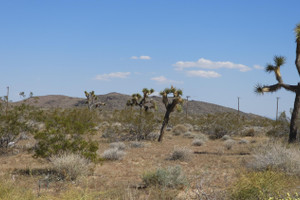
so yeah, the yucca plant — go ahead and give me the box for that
[84,91,105,110]
[158,86,183,142]
[255,23,300,143]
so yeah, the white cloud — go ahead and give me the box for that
[95,72,131,81]
[173,58,251,72]
[151,76,183,84]
[254,65,264,70]
[130,55,151,60]
[130,56,138,59]
[186,70,221,78]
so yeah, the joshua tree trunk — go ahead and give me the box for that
[158,102,177,142]
[158,110,171,142]
[289,83,300,143]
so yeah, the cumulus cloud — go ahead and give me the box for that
[173,58,251,72]
[151,76,183,84]
[95,72,131,81]
[254,65,264,70]
[186,70,221,78]
[130,55,151,60]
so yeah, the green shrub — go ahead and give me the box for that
[142,165,187,188]
[34,108,99,161]
[0,103,34,150]
[230,171,293,200]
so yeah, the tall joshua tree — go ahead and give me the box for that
[84,91,105,110]
[126,88,156,113]
[158,86,183,142]
[255,23,300,143]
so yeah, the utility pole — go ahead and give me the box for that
[237,97,240,116]
[186,96,190,120]
[276,97,280,121]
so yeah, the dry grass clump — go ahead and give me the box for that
[221,135,231,141]
[238,139,249,144]
[129,141,145,148]
[146,132,159,140]
[224,139,235,150]
[208,125,228,140]
[183,131,195,138]
[172,124,188,136]
[102,148,125,161]
[247,142,300,175]
[50,153,91,181]
[142,165,187,188]
[109,142,126,150]
[168,147,192,161]
[192,139,205,146]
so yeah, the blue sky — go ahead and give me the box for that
[0,0,299,118]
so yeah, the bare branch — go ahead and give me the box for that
[280,83,298,92]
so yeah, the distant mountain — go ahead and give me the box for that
[14,92,256,117]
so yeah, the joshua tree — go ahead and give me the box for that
[158,86,183,142]
[126,88,156,113]
[84,91,105,110]
[255,23,300,143]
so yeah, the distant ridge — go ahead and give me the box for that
[14,92,256,116]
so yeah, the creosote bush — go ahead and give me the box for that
[142,165,187,189]
[50,152,91,181]
[34,108,99,161]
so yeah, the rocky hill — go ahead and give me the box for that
[12,92,255,117]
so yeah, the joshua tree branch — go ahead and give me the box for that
[296,37,300,76]
[281,83,298,93]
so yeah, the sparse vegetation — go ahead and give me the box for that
[168,147,192,161]
[102,148,126,160]
[224,139,235,150]
[192,138,205,146]
[109,142,126,150]
[142,165,187,188]
[50,152,91,181]
[172,124,187,136]
[247,142,300,175]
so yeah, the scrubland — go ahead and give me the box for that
[0,103,299,200]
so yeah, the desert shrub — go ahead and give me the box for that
[142,165,187,188]
[247,142,300,175]
[239,139,249,144]
[0,179,36,200]
[229,171,293,200]
[172,124,188,136]
[146,132,160,141]
[195,133,208,141]
[109,142,126,150]
[34,108,99,161]
[224,139,236,150]
[102,148,125,160]
[183,131,194,138]
[221,134,231,141]
[168,147,192,161]
[0,103,34,150]
[192,139,205,146]
[130,141,145,148]
[50,152,91,181]
[110,109,158,141]
[208,125,228,140]
[241,128,255,137]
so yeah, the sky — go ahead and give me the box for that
[0,0,300,118]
